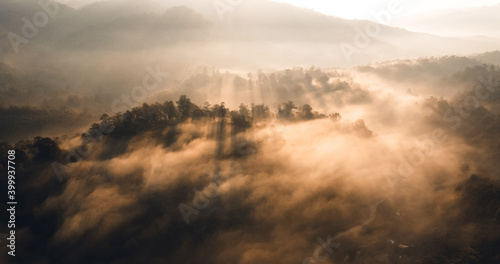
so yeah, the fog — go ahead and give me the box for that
[1,0,500,263]
[395,3,500,39]
[2,75,500,262]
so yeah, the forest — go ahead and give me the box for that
[1,1,500,263]
[1,88,499,263]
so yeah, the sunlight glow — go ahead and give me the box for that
[269,0,500,20]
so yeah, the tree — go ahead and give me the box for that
[277,101,296,120]
[212,102,227,118]
[329,113,342,122]
[239,104,250,117]
[251,104,270,120]
[192,105,206,120]
[33,137,60,160]
[163,101,178,120]
[298,104,314,120]
[100,113,110,121]
[231,114,251,130]
[177,95,192,121]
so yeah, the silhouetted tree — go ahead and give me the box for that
[212,102,227,118]
[33,136,60,161]
[163,100,178,120]
[277,101,296,120]
[298,104,314,120]
[177,95,193,121]
[251,103,270,120]
[330,113,342,122]
[192,105,206,120]
[239,104,250,118]
[230,112,251,131]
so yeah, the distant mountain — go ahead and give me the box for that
[55,6,218,50]
[473,50,500,65]
[1,0,499,68]
[353,53,500,98]
[400,4,500,38]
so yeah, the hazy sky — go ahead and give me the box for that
[57,0,500,21]
[269,0,500,20]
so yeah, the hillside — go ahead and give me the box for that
[1,0,499,67]
[401,3,500,38]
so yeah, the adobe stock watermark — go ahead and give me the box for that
[178,136,257,224]
[111,64,169,113]
[51,64,169,182]
[385,72,500,189]
[178,167,222,224]
[339,0,406,63]
[178,122,279,224]
[7,0,59,53]
[178,141,258,224]
[213,0,244,21]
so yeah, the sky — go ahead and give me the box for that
[57,0,500,21]
[269,0,500,20]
